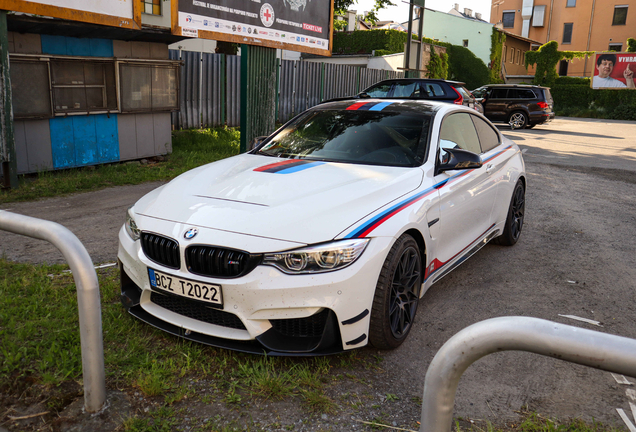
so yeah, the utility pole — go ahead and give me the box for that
[402,1,426,78]
[0,10,17,189]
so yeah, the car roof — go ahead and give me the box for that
[366,78,467,87]
[313,98,446,115]
[480,84,549,89]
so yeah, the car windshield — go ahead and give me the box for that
[258,109,431,167]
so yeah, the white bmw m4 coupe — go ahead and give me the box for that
[118,98,525,355]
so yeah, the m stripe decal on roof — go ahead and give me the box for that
[346,101,394,111]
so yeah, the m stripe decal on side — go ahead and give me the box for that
[344,145,513,238]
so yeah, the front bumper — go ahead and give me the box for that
[118,223,392,356]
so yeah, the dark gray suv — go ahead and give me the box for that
[471,84,555,129]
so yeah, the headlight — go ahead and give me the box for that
[263,239,369,274]
[125,207,140,241]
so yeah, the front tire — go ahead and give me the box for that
[493,180,525,246]
[369,234,422,350]
[508,111,528,129]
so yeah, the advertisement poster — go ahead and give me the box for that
[0,0,137,28]
[591,52,636,89]
[177,0,331,55]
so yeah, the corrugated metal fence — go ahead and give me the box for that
[170,49,404,129]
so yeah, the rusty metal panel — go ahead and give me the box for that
[226,55,241,128]
[278,59,295,123]
[169,49,181,129]
[183,50,201,129]
[293,61,322,114]
[239,45,276,151]
[323,64,360,100]
[201,52,223,127]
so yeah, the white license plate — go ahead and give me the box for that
[148,268,223,307]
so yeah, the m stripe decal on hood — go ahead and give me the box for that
[254,159,325,174]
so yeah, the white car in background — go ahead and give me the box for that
[119,98,526,355]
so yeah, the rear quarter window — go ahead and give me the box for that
[471,115,500,152]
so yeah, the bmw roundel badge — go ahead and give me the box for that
[184,228,198,240]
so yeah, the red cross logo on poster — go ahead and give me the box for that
[260,3,275,28]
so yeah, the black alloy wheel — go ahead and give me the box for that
[493,180,525,246]
[369,234,422,349]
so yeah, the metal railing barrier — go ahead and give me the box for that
[0,210,106,413]
[420,316,636,432]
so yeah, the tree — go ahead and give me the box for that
[334,0,396,28]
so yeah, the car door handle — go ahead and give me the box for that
[486,163,494,173]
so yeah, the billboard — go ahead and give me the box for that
[591,52,636,90]
[173,0,332,56]
[0,0,140,29]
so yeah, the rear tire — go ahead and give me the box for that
[369,234,422,350]
[493,180,525,246]
[508,111,528,129]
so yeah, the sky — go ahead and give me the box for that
[351,0,493,24]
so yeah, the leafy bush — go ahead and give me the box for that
[627,38,636,53]
[490,28,506,84]
[447,45,489,89]
[427,50,448,79]
[551,79,636,120]
[333,30,408,55]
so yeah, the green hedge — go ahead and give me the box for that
[551,78,636,120]
[447,45,489,89]
[333,29,408,55]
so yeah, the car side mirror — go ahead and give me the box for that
[437,148,483,174]
[357,92,370,98]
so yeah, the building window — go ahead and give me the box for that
[562,23,573,44]
[612,6,628,26]
[502,45,507,62]
[119,63,179,112]
[609,43,623,51]
[143,0,161,15]
[463,39,469,47]
[559,60,569,76]
[51,60,118,114]
[510,47,514,63]
[502,11,515,28]
[516,49,521,64]
[566,0,576,7]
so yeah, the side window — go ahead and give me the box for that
[422,83,446,97]
[518,89,537,99]
[392,83,418,97]
[471,116,500,152]
[365,83,391,97]
[490,88,508,98]
[439,113,482,155]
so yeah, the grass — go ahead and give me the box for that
[0,256,624,432]
[0,126,240,204]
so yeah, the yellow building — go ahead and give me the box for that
[490,0,635,77]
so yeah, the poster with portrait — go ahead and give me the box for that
[591,52,636,90]
[173,0,332,56]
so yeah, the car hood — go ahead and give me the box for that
[134,154,423,245]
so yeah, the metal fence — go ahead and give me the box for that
[169,50,404,129]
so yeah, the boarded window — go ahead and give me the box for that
[566,0,576,7]
[613,6,628,25]
[10,60,52,119]
[120,63,179,112]
[609,43,623,51]
[562,23,573,44]
[532,5,546,26]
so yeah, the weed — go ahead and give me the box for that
[301,389,337,414]
[385,393,399,402]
